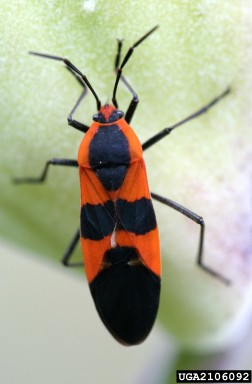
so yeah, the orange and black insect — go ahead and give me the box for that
[14,26,230,345]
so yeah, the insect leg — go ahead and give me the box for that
[14,159,82,266]
[142,88,231,151]
[13,158,78,184]
[61,228,83,267]
[65,66,90,133]
[114,39,139,124]
[151,192,230,285]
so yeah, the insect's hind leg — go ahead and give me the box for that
[13,158,78,184]
[62,228,83,267]
[151,192,230,285]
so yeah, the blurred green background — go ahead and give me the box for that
[1,1,252,383]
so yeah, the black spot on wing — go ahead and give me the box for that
[116,198,157,235]
[80,201,115,240]
[90,246,160,345]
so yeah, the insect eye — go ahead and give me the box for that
[117,110,124,119]
[93,113,99,122]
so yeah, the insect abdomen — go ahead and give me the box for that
[90,246,161,345]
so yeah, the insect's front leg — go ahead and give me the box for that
[65,67,90,133]
[112,26,159,123]
[142,88,231,151]
[113,39,139,124]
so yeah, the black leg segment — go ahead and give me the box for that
[65,66,90,133]
[61,228,83,267]
[151,192,230,285]
[119,74,139,125]
[142,88,231,151]
[13,158,78,184]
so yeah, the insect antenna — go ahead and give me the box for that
[112,25,159,108]
[29,51,101,110]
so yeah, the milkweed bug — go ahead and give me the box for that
[14,26,230,345]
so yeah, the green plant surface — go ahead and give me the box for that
[1,0,252,352]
